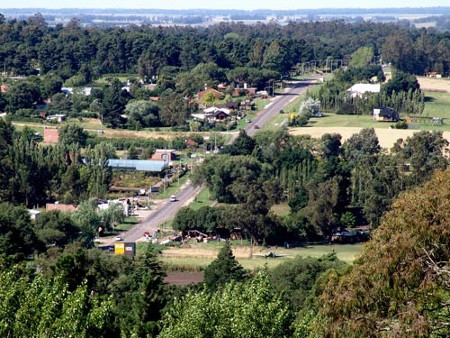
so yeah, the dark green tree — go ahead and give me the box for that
[204,241,247,290]
[99,79,129,128]
[222,129,256,156]
[0,203,40,264]
[34,210,80,248]
[6,80,41,112]
[59,124,88,147]
[270,253,347,311]
[116,245,167,337]
[160,92,196,127]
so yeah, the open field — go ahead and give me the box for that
[418,76,450,93]
[270,203,290,216]
[422,91,450,118]
[307,113,389,129]
[159,242,364,272]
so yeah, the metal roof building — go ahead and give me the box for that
[107,159,168,172]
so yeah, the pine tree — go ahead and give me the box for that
[203,241,247,290]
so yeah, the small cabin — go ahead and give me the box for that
[373,107,399,122]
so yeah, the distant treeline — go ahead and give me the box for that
[2,7,450,17]
[1,15,450,80]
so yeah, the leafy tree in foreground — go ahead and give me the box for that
[159,270,292,338]
[314,169,450,337]
[203,241,247,290]
[0,265,113,338]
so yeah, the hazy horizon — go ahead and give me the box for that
[1,0,449,10]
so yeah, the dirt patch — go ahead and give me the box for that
[290,127,450,149]
[164,271,204,285]
[162,246,253,259]
[101,129,175,140]
[418,76,450,93]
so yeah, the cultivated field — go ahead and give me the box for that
[418,76,450,93]
[290,126,450,149]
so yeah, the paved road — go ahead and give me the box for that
[246,78,319,136]
[122,76,320,242]
[123,183,203,242]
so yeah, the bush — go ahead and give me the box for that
[392,120,408,129]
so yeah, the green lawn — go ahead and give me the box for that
[94,74,138,84]
[302,90,450,131]
[189,188,215,211]
[260,113,289,132]
[114,216,139,232]
[422,91,450,119]
[307,113,389,129]
[270,203,290,216]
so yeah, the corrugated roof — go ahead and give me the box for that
[107,159,168,172]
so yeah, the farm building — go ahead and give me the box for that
[150,149,177,162]
[107,159,168,173]
[373,107,399,122]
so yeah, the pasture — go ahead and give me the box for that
[157,241,364,272]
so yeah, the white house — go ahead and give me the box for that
[192,107,231,122]
[347,83,381,98]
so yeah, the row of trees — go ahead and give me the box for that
[0,120,114,206]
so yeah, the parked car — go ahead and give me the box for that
[254,124,260,129]
[115,236,123,241]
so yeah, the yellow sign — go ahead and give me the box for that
[114,243,125,255]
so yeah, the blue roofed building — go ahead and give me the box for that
[107,159,168,173]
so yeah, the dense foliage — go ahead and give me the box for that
[0,119,114,206]
[183,128,448,243]
[159,270,293,338]
[314,169,450,337]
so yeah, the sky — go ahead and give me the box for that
[1,0,450,10]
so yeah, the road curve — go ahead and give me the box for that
[122,76,320,242]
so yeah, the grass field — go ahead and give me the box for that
[114,216,139,232]
[189,188,215,211]
[270,203,290,216]
[157,241,364,272]
[422,91,450,119]
[307,113,389,129]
